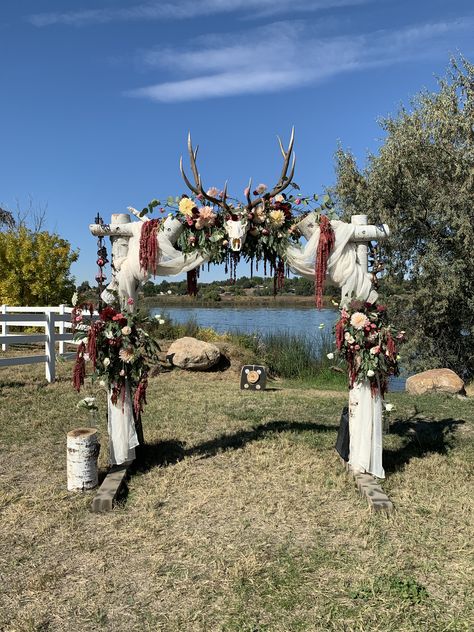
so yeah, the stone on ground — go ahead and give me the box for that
[166,337,221,371]
[406,368,465,395]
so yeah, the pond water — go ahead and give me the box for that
[149,304,406,392]
[149,305,338,336]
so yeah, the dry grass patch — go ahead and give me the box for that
[0,359,473,631]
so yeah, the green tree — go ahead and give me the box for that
[332,57,474,377]
[0,225,78,305]
[294,277,314,296]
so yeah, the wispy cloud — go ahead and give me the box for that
[126,17,474,102]
[28,0,373,27]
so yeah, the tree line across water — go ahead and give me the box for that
[1,57,473,379]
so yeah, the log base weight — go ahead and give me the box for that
[339,457,394,513]
[67,428,99,491]
[91,463,132,513]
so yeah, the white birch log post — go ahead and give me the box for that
[67,428,100,491]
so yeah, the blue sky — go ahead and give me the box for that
[1,0,473,286]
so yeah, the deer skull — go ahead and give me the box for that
[225,218,248,251]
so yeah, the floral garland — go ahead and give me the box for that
[139,187,336,294]
[333,299,405,396]
[72,301,160,420]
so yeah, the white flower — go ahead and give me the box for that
[103,357,110,367]
[159,319,165,325]
[154,314,162,320]
[344,332,355,344]
[274,194,285,202]
[385,403,395,412]
[99,380,106,387]
[367,369,375,377]
[76,397,98,411]
[121,326,132,335]
[71,292,78,306]
[104,330,114,339]
[327,352,334,360]
[167,290,172,294]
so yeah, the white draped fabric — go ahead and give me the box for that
[102,221,208,308]
[286,219,378,305]
[348,381,385,479]
[107,385,139,465]
[121,220,207,282]
[287,219,384,478]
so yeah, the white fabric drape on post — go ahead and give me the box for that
[107,384,139,465]
[286,220,378,305]
[348,381,385,479]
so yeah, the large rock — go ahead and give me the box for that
[166,337,221,371]
[406,369,465,395]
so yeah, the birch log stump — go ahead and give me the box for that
[67,428,100,491]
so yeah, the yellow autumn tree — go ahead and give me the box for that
[0,226,78,305]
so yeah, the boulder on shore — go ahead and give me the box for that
[406,369,465,396]
[166,337,221,371]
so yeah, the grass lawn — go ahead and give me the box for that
[0,356,473,631]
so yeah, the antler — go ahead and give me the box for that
[180,133,230,211]
[246,127,296,210]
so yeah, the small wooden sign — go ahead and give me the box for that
[240,365,267,391]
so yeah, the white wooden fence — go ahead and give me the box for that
[0,305,89,383]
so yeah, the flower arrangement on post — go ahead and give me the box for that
[333,300,405,396]
[72,301,160,444]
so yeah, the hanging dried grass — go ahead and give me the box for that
[139,219,160,275]
[315,216,335,309]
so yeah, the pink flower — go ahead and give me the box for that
[195,206,216,230]
[256,183,267,194]
[294,198,301,205]
[207,187,219,197]
[127,297,134,306]
[350,312,369,330]
[370,345,381,355]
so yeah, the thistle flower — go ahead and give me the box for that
[119,347,134,363]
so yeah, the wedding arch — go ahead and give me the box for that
[79,130,401,485]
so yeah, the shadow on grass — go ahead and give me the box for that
[384,416,465,474]
[125,416,464,502]
[132,420,337,474]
